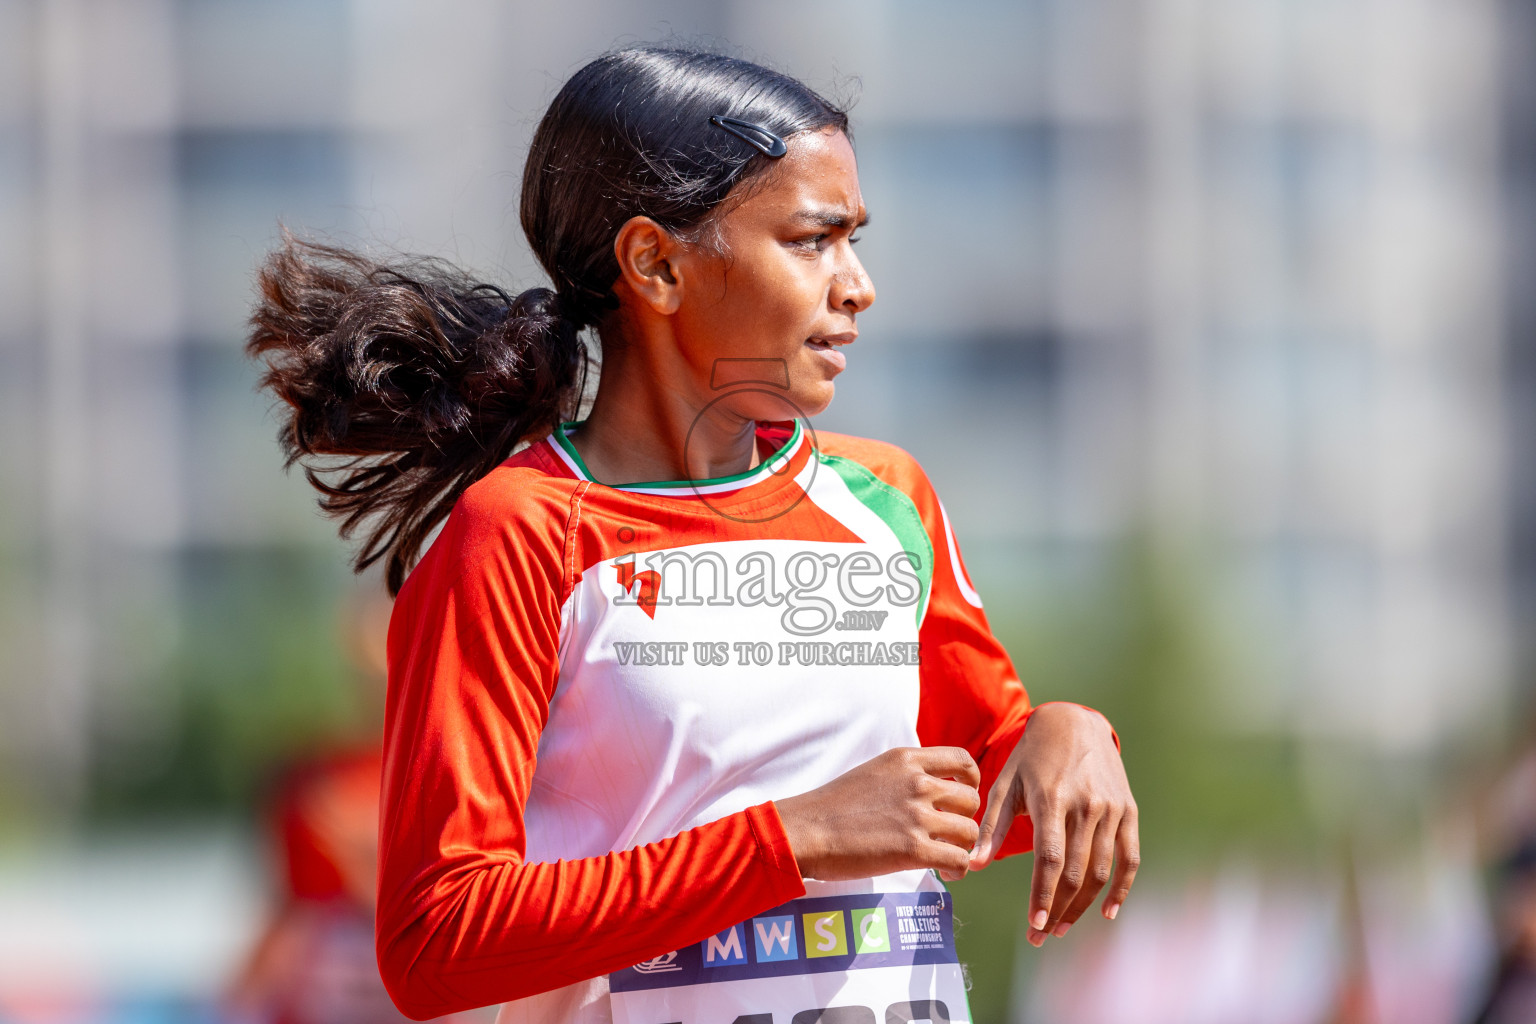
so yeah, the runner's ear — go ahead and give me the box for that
[613,215,684,315]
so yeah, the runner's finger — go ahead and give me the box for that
[922,837,973,880]
[925,807,981,852]
[1044,802,1102,933]
[1025,798,1066,944]
[1102,806,1141,920]
[968,777,1013,870]
[930,778,981,818]
[917,746,981,789]
[1052,810,1118,935]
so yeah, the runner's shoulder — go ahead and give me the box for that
[814,431,934,498]
[436,442,580,560]
[396,444,576,603]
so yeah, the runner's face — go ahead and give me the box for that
[672,128,875,421]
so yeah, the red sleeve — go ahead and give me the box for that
[906,471,1039,859]
[820,436,1116,861]
[375,471,806,1020]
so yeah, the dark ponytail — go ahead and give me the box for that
[249,237,588,594]
[248,46,847,594]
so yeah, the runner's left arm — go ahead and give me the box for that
[843,440,1117,860]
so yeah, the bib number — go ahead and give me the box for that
[720,1000,952,1022]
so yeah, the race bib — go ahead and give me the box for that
[609,890,971,1024]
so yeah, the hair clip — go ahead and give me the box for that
[709,115,788,158]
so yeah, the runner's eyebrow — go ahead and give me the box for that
[791,207,870,230]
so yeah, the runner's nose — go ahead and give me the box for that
[834,249,876,314]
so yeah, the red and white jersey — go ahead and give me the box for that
[376,420,1042,1022]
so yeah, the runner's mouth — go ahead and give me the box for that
[806,332,856,350]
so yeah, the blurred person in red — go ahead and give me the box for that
[225,592,482,1024]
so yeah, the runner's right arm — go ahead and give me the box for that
[374,476,806,1019]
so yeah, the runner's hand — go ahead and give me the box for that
[776,747,981,882]
[968,702,1138,946]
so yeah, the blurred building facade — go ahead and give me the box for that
[1504,0,1536,713]
[0,0,1516,816]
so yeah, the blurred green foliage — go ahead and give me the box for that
[87,547,363,819]
[949,534,1320,1024]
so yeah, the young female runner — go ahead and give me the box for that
[248,46,1137,1024]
